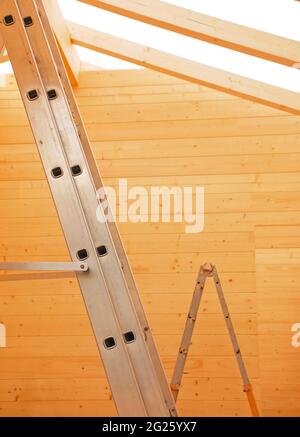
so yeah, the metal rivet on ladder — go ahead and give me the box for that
[96,245,108,257]
[51,167,63,178]
[47,89,57,100]
[23,16,33,27]
[27,89,39,101]
[123,331,135,344]
[71,165,82,176]
[77,249,88,261]
[3,15,14,26]
[104,337,116,349]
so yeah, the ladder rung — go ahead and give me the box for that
[0,262,88,272]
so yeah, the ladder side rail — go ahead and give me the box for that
[0,0,149,416]
[212,267,260,417]
[36,0,177,415]
[16,0,170,416]
[212,267,250,384]
[170,267,208,401]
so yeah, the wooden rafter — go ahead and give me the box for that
[0,33,4,55]
[0,35,8,63]
[78,0,300,67]
[43,0,80,85]
[0,54,9,63]
[68,22,300,115]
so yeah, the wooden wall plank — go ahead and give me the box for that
[1,314,257,336]
[0,293,256,315]
[2,334,258,357]
[255,226,300,417]
[0,377,260,402]
[1,68,299,416]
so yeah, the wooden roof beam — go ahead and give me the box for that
[0,33,4,55]
[78,0,300,68]
[42,0,80,85]
[0,35,8,63]
[68,21,300,115]
[0,54,9,63]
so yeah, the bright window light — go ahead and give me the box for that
[0,61,13,74]
[76,46,141,70]
[1,0,300,94]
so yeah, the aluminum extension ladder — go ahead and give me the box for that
[170,263,260,417]
[0,0,177,417]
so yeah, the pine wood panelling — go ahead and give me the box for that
[255,226,300,416]
[0,314,257,337]
[2,335,258,358]
[0,68,299,416]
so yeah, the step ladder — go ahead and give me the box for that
[0,0,177,417]
[170,263,260,417]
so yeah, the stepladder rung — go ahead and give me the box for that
[171,263,260,416]
[0,0,176,417]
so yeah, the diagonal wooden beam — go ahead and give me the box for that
[0,35,8,63]
[68,21,300,115]
[78,0,300,68]
[43,0,80,85]
[0,33,5,55]
[0,54,9,63]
